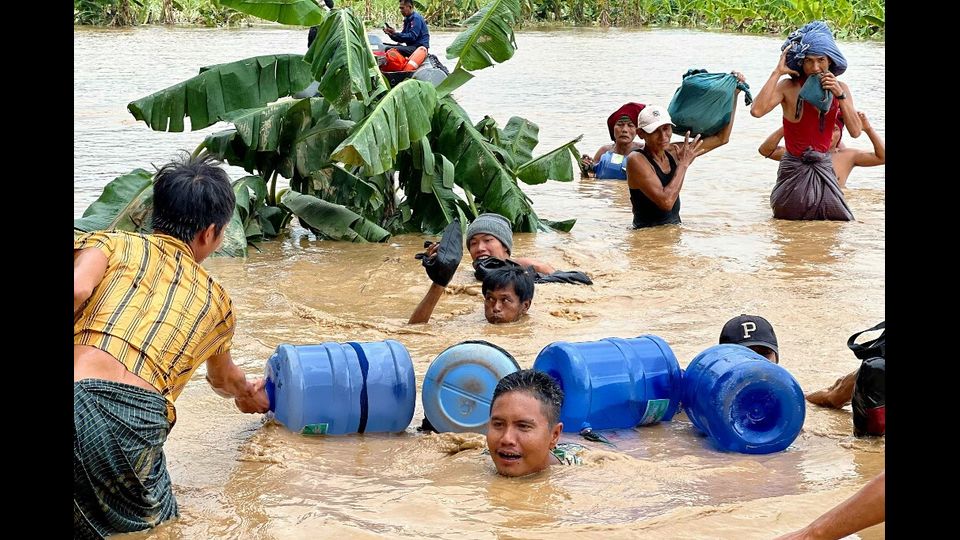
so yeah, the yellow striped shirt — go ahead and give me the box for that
[74,231,235,424]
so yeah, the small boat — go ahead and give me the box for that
[368,34,450,87]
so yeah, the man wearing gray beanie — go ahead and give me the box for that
[465,213,556,276]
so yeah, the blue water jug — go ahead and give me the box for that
[264,340,416,435]
[421,340,520,433]
[532,335,683,432]
[681,344,805,454]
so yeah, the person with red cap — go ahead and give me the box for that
[758,110,884,189]
[580,102,646,180]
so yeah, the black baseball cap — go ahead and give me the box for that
[719,314,779,362]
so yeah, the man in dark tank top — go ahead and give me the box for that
[625,78,745,228]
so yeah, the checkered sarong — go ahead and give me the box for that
[74,379,177,538]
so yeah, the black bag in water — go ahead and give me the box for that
[416,219,462,287]
[474,257,593,285]
[848,321,885,437]
[852,357,885,436]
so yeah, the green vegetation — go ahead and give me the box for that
[75,0,884,39]
[76,1,582,255]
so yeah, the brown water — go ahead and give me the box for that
[74,25,885,539]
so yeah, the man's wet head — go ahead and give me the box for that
[487,370,564,477]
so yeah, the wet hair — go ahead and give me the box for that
[491,369,564,426]
[481,265,535,304]
[151,153,235,244]
[307,26,318,47]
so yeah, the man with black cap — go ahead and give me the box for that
[719,314,780,363]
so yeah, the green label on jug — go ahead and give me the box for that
[639,399,670,425]
[301,423,329,435]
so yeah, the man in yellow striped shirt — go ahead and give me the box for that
[73,154,269,538]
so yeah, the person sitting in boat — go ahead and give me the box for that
[580,102,645,180]
[383,0,430,56]
[486,369,586,476]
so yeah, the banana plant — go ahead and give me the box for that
[80,0,581,255]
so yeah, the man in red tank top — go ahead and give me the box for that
[750,32,863,221]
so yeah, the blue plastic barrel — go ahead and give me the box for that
[264,340,416,435]
[421,340,520,433]
[681,344,805,454]
[532,335,683,432]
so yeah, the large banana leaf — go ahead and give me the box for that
[281,191,390,242]
[74,169,155,233]
[302,165,387,221]
[515,135,582,185]
[290,102,355,177]
[446,0,522,72]
[331,79,438,176]
[304,8,386,112]
[398,148,469,235]
[203,97,353,180]
[128,55,313,132]
[500,116,539,167]
[432,99,539,230]
[218,0,327,26]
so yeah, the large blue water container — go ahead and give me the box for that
[421,340,520,433]
[264,340,416,435]
[532,335,683,432]
[682,344,805,454]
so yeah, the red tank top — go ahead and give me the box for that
[783,94,840,156]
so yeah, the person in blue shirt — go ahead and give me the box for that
[383,0,430,56]
[580,102,646,180]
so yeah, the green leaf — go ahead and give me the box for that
[74,169,155,233]
[435,66,475,97]
[447,0,523,72]
[128,55,313,132]
[432,98,539,230]
[303,8,387,112]
[281,191,390,242]
[541,218,577,232]
[515,135,583,185]
[213,207,249,258]
[218,0,327,26]
[331,79,438,176]
[398,150,465,234]
[500,116,539,167]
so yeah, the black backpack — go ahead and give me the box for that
[847,321,885,437]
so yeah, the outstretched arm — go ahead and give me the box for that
[512,257,556,275]
[853,111,885,166]
[74,248,107,315]
[758,127,786,161]
[408,283,446,324]
[206,352,270,413]
[774,471,885,540]
[751,48,798,118]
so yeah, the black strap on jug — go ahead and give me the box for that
[348,343,371,433]
[847,321,885,360]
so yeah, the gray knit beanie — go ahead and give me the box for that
[465,213,513,254]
